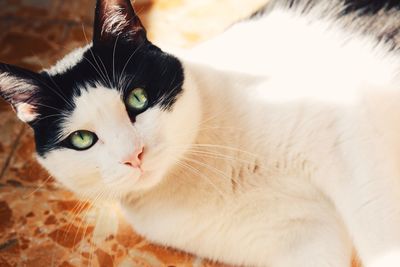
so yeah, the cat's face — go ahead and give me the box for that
[0,0,200,198]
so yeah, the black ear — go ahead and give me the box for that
[93,0,147,44]
[0,63,42,123]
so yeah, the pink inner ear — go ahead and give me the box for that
[16,103,38,123]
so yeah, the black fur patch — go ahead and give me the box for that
[342,0,400,15]
[11,39,184,157]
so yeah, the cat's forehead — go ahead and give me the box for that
[60,85,130,137]
[44,41,183,97]
[45,42,141,89]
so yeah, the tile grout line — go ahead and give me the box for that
[0,125,26,180]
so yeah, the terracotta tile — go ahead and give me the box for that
[61,24,93,54]
[139,243,195,266]
[0,186,88,266]
[0,104,23,180]
[0,187,65,265]
[115,220,144,248]
[57,0,152,26]
[0,19,10,41]
[3,128,58,188]
[48,224,94,249]
[44,214,57,225]
[0,183,198,267]
[202,261,235,267]
[24,242,67,267]
[0,239,20,267]
[0,30,60,70]
[57,0,95,24]
[59,260,76,267]
[0,20,83,71]
[0,201,13,233]
[0,0,60,20]
[96,248,115,267]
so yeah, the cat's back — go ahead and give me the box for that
[185,0,400,103]
[181,0,400,174]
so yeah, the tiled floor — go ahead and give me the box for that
[0,0,268,266]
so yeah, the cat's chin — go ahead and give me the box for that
[132,169,164,191]
[109,166,169,197]
[65,173,163,201]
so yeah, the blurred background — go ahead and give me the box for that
[0,0,266,266]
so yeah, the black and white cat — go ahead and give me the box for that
[2,0,400,266]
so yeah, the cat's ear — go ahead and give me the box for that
[93,0,147,44]
[0,63,41,123]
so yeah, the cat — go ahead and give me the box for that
[1,0,400,266]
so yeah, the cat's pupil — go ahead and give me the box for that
[126,88,148,111]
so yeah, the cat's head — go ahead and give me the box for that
[0,0,200,198]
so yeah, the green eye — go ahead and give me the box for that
[126,88,148,111]
[69,130,97,150]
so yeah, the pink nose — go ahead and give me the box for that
[123,147,144,168]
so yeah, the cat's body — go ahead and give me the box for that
[2,0,400,266]
[122,2,400,266]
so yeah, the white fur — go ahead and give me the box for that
[38,4,400,267]
[45,44,91,75]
